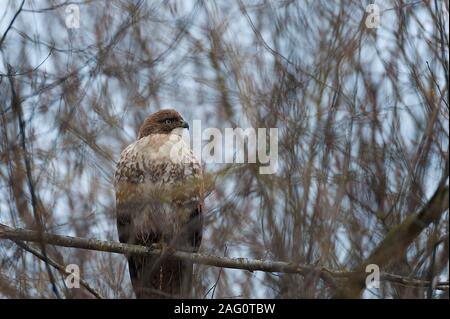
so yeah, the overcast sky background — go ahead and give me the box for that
[0,0,448,298]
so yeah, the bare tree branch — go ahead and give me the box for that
[334,182,449,298]
[0,223,447,293]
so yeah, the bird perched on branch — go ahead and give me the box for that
[115,109,203,298]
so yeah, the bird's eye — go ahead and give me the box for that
[164,119,173,125]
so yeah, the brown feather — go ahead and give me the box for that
[115,109,203,299]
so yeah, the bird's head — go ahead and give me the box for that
[138,109,189,139]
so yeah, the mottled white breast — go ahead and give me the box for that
[115,132,201,186]
[115,131,203,239]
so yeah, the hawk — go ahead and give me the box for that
[115,109,203,298]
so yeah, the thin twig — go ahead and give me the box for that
[0,0,25,49]
[7,65,60,298]
[11,238,103,298]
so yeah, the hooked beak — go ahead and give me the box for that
[181,120,189,130]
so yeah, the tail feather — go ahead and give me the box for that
[128,256,194,299]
